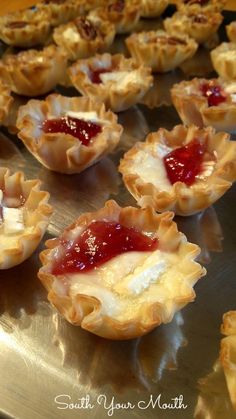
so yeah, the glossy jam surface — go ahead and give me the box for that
[90,67,112,84]
[52,221,159,275]
[42,116,102,146]
[108,0,125,13]
[76,17,97,40]
[200,82,226,107]
[163,139,206,186]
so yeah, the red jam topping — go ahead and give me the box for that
[163,139,206,186]
[200,82,227,107]
[42,116,102,146]
[90,67,112,84]
[51,221,158,275]
[108,0,125,13]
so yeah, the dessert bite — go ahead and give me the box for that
[0,45,67,97]
[164,10,223,46]
[53,16,115,61]
[140,0,169,18]
[171,77,236,132]
[0,168,52,269]
[226,21,236,44]
[38,0,85,27]
[68,53,153,112]
[88,0,140,34]
[220,311,236,412]
[211,42,236,80]
[176,0,226,12]
[16,94,123,174]
[125,30,198,73]
[119,125,236,216]
[38,200,206,339]
[0,7,51,48]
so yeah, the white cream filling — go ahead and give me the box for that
[65,111,108,125]
[132,143,173,192]
[99,70,143,90]
[63,27,81,42]
[53,248,184,321]
[2,207,24,235]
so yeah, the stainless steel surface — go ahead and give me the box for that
[0,18,236,419]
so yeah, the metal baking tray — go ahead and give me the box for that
[0,9,236,419]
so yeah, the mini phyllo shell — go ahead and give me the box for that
[88,0,140,35]
[226,22,236,44]
[164,10,223,45]
[0,80,13,126]
[119,125,236,216]
[16,94,123,174]
[140,0,169,18]
[53,16,115,61]
[125,30,198,73]
[211,42,236,81]
[38,199,206,340]
[0,7,51,48]
[176,0,226,12]
[0,45,67,97]
[0,168,52,269]
[38,0,85,27]
[171,77,236,133]
[68,53,153,112]
[220,311,236,411]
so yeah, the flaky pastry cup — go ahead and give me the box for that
[16,94,123,174]
[0,167,52,270]
[0,45,67,97]
[0,8,51,48]
[53,17,115,61]
[38,200,206,340]
[68,53,153,112]
[211,42,236,81]
[220,311,236,411]
[171,77,236,132]
[88,0,140,34]
[125,30,198,73]
[226,22,236,44]
[38,0,85,27]
[0,80,13,126]
[164,10,223,45]
[176,0,226,12]
[140,0,169,18]
[119,125,236,216]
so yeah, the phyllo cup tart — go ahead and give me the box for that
[88,0,140,35]
[125,30,198,73]
[0,45,67,97]
[226,22,236,44]
[171,77,236,133]
[0,8,51,48]
[0,80,13,126]
[53,16,115,61]
[119,125,236,216]
[140,0,169,18]
[38,0,85,27]
[211,42,236,81]
[16,94,123,174]
[0,168,52,270]
[176,0,226,12]
[164,10,223,46]
[68,53,153,112]
[220,311,236,411]
[38,200,206,340]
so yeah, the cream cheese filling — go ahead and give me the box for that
[99,70,143,90]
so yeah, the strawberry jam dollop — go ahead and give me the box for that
[42,116,102,146]
[90,67,112,84]
[51,221,158,275]
[163,139,206,186]
[200,82,227,107]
